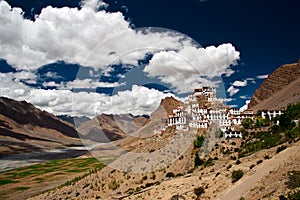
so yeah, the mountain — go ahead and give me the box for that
[0,97,82,157]
[249,60,300,111]
[78,96,180,143]
[56,115,91,127]
[151,96,181,120]
[77,114,150,143]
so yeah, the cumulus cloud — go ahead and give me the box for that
[239,95,250,99]
[0,73,172,117]
[0,1,189,71]
[232,80,247,87]
[81,0,108,10]
[144,44,240,93]
[61,79,124,89]
[256,74,269,79]
[227,86,239,96]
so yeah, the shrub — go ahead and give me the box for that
[203,157,214,167]
[194,135,205,148]
[276,145,287,154]
[236,160,241,165]
[287,171,300,189]
[194,154,203,167]
[249,164,255,170]
[231,170,243,183]
[166,172,175,178]
[226,164,232,170]
[264,155,270,159]
[108,179,120,190]
[150,172,156,180]
[256,160,263,165]
[194,186,205,197]
[279,194,287,200]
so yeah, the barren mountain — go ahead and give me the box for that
[0,97,82,157]
[77,113,149,143]
[78,96,180,144]
[56,115,90,127]
[249,60,300,110]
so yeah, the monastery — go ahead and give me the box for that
[164,87,255,139]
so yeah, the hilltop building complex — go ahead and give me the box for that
[164,87,256,138]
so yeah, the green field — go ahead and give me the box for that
[0,157,113,200]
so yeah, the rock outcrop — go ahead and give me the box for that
[249,60,300,109]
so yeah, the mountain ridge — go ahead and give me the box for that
[248,60,300,110]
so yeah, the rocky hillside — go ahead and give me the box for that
[77,114,150,142]
[249,60,300,109]
[0,97,83,157]
[78,96,180,143]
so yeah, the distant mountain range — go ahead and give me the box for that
[0,97,82,157]
[249,60,300,111]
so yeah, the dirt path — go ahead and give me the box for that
[217,143,300,200]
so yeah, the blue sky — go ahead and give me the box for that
[0,0,299,117]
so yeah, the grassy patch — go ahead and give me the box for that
[0,179,18,186]
[15,187,30,191]
[0,157,104,186]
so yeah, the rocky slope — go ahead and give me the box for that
[77,114,149,143]
[0,97,83,157]
[78,96,180,143]
[249,60,300,109]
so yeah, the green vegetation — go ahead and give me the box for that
[108,179,120,190]
[3,157,103,180]
[0,157,105,199]
[194,135,205,148]
[231,170,243,183]
[279,191,300,200]
[241,118,254,129]
[194,154,214,168]
[0,179,18,186]
[287,171,300,189]
[255,116,271,128]
[238,103,300,158]
[15,187,30,191]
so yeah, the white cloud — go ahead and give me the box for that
[232,80,247,87]
[61,79,124,89]
[222,98,234,102]
[256,74,269,79]
[81,0,108,10]
[246,77,256,84]
[0,1,189,71]
[227,86,239,96]
[0,73,173,117]
[239,95,250,99]
[42,81,61,87]
[144,43,240,93]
